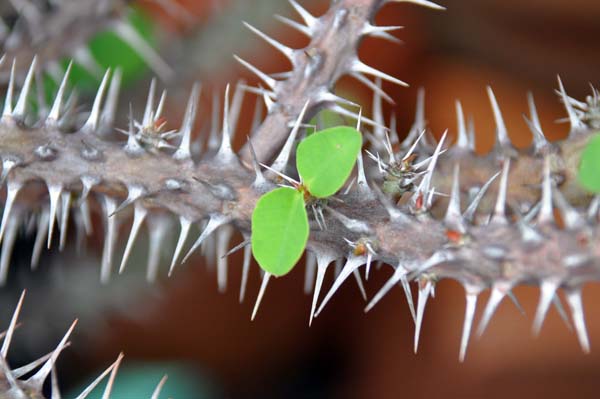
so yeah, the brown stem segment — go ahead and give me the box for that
[239,0,383,165]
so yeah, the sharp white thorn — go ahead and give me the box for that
[2,60,16,119]
[467,116,477,151]
[259,163,300,186]
[155,90,167,121]
[319,91,359,108]
[169,217,192,276]
[356,150,373,198]
[389,113,399,145]
[263,91,274,112]
[477,285,508,337]
[83,69,111,133]
[525,92,548,153]
[566,288,590,353]
[445,164,465,232]
[223,239,249,259]
[73,355,119,399]
[112,185,146,217]
[271,101,310,173]
[490,159,511,225]
[47,184,62,249]
[28,319,78,389]
[486,86,511,149]
[101,353,124,399]
[350,72,395,104]
[101,197,119,284]
[352,59,408,87]
[250,95,264,134]
[398,277,417,323]
[1,290,25,358]
[143,79,157,126]
[173,82,201,160]
[363,24,403,43]
[182,215,228,264]
[0,179,21,244]
[309,251,335,326]
[228,80,245,139]
[47,62,72,124]
[315,256,365,317]
[79,193,94,236]
[13,56,37,119]
[388,0,446,11]
[353,269,368,301]
[304,251,317,295]
[100,68,122,129]
[252,272,271,321]
[557,76,585,134]
[50,367,61,399]
[59,191,72,251]
[239,243,252,303]
[372,77,385,143]
[146,217,166,284]
[383,130,395,164]
[455,100,468,148]
[459,289,479,362]
[0,242,12,278]
[247,138,267,189]
[208,91,221,151]
[31,209,49,269]
[244,21,295,61]
[506,290,525,315]
[216,225,233,293]
[587,195,600,222]
[0,356,23,394]
[533,280,559,336]
[463,171,501,222]
[552,293,572,331]
[365,265,408,313]
[413,131,447,210]
[553,186,584,230]
[217,84,237,161]
[364,249,373,280]
[288,0,317,27]
[414,281,433,353]
[234,55,276,89]
[537,157,554,225]
[12,350,58,379]
[372,184,411,223]
[402,130,426,162]
[329,104,387,131]
[151,375,169,399]
[408,251,454,281]
[274,14,311,36]
[404,88,426,147]
[118,203,148,274]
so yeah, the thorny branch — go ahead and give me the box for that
[0,0,598,380]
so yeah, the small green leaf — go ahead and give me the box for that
[296,126,362,198]
[251,187,309,276]
[578,134,600,192]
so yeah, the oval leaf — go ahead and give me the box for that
[578,134,600,192]
[251,187,309,276]
[296,126,362,198]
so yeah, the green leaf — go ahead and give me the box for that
[251,187,309,276]
[296,126,362,198]
[578,134,600,192]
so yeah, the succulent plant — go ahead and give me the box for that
[0,0,599,397]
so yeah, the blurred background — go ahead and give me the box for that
[1,0,600,397]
